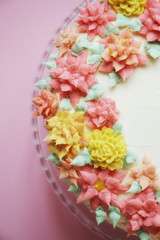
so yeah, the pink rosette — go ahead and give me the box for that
[85,98,120,129]
[76,0,116,40]
[49,50,98,106]
[123,188,160,237]
[99,29,148,80]
[77,165,127,211]
[32,89,59,120]
[139,0,160,42]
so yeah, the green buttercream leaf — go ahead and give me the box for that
[88,43,104,55]
[137,230,149,240]
[48,52,58,60]
[113,122,123,134]
[104,24,120,36]
[72,43,85,56]
[108,71,121,88]
[85,84,104,101]
[95,206,107,225]
[75,102,87,112]
[99,0,105,2]
[60,98,72,110]
[108,205,121,228]
[35,76,53,90]
[127,181,142,193]
[47,153,61,165]
[88,54,102,65]
[146,42,160,59]
[114,14,143,32]
[71,148,93,167]
[68,184,81,193]
[123,149,137,168]
[155,190,160,203]
[44,61,56,70]
[78,36,91,48]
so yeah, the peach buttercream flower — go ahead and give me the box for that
[57,157,79,186]
[88,127,127,170]
[54,26,79,57]
[85,98,120,129]
[49,50,98,106]
[124,188,160,236]
[125,156,160,191]
[99,29,148,80]
[44,111,85,159]
[139,0,160,42]
[109,0,147,16]
[32,89,58,120]
[77,165,127,211]
[76,0,116,40]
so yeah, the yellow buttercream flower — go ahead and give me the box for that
[109,0,147,16]
[44,111,85,159]
[88,127,127,170]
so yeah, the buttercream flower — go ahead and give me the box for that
[109,0,147,16]
[85,98,120,129]
[88,127,127,170]
[124,188,160,236]
[54,26,79,57]
[32,89,58,120]
[44,111,85,159]
[57,157,79,186]
[49,50,98,106]
[77,165,127,211]
[99,29,148,80]
[125,156,160,191]
[139,0,160,42]
[76,0,116,40]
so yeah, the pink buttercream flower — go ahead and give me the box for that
[139,0,160,42]
[32,89,59,120]
[54,26,79,57]
[49,50,98,106]
[85,98,120,129]
[77,165,128,211]
[57,157,79,186]
[124,188,160,237]
[125,156,160,191]
[76,0,116,40]
[99,29,148,80]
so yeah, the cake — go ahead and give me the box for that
[32,0,160,239]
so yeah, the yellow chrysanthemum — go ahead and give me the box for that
[44,111,85,159]
[109,0,147,16]
[88,127,127,170]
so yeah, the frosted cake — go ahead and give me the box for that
[32,0,160,239]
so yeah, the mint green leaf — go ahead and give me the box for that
[108,205,121,228]
[44,61,56,70]
[128,19,143,32]
[68,184,81,193]
[114,14,143,32]
[88,54,102,65]
[47,153,61,165]
[48,52,58,60]
[71,148,93,166]
[155,190,160,203]
[60,98,72,110]
[88,43,104,55]
[104,24,120,36]
[114,14,130,27]
[35,76,53,90]
[137,230,149,240]
[146,42,160,59]
[123,149,137,168]
[99,0,105,2]
[127,181,142,193]
[75,102,87,112]
[95,206,107,225]
[113,122,123,134]
[85,84,104,101]
[72,43,85,56]
[109,71,121,88]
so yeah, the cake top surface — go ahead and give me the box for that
[32,0,160,239]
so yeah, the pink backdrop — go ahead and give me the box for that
[0,0,103,239]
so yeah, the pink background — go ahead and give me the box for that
[0,0,103,240]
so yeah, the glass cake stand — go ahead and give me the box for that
[32,1,138,239]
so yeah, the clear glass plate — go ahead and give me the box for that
[32,1,138,239]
